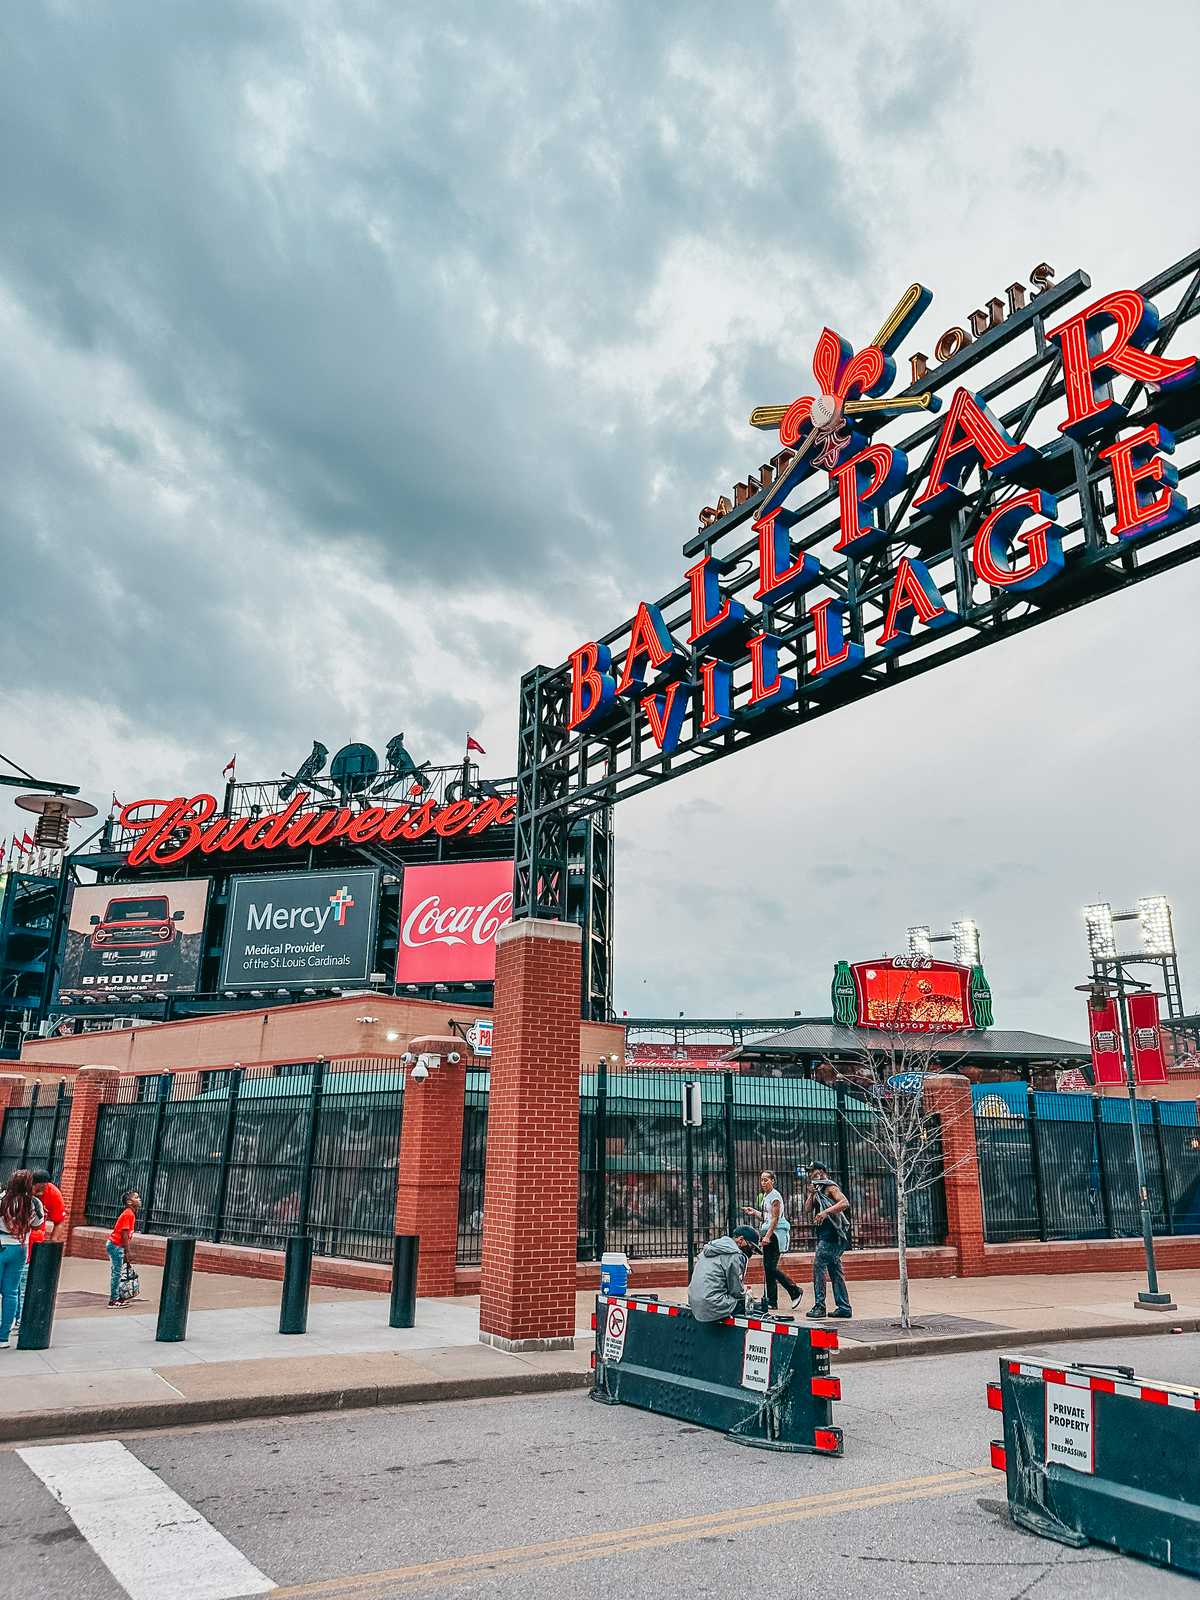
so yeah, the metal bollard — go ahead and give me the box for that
[279,1235,314,1334]
[390,1234,419,1329]
[156,1237,196,1343]
[17,1240,64,1351]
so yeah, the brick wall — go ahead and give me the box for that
[19,994,624,1075]
[924,1073,987,1275]
[479,919,582,1348]
[56,1067,122,1251]
[393,1034,469,1296]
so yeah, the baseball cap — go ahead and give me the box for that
[732,1225,762,1252]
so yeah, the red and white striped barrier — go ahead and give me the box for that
[595,1293,839,1350]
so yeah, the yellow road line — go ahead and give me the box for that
[272,1466,992,1599]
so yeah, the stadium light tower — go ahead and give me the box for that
[1083,895,1192,1050]
[906,918,981,967]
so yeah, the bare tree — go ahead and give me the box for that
[819,978,980,1329]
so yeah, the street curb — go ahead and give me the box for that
[0,1368,591,1446]
[3,1318,1196,1443]
[830,1315,1200,1364]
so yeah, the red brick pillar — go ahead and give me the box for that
[479,918,582,1350]
[0,1074,26,1126]
[58,1067,123,1253]
[393,1035,470,1297]
[924,1072,986,1276]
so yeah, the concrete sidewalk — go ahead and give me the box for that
[2,1259,1198,1443]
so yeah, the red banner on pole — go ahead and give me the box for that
[1088,998,1125,1086]
[1127,991,1169,1083]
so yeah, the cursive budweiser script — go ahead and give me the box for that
[117,791,517,868]
[401,892,513,949]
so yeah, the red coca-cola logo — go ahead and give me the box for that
[402,891,513,950]
[395,860,514,984]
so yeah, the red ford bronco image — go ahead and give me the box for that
[88,893,185,959]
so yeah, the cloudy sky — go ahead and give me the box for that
[2,0,1197,1038]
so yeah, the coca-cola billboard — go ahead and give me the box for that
[395,860,513,984]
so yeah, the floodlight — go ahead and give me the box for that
[1084,903,1117,960]
[1137,895,1174,957]
[951,918,980,968]
[907,925,932,959]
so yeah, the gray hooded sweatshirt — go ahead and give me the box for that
[687,1236,748,1322]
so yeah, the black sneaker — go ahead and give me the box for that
[805,1305,828,1319]
[829,1309,853,1318]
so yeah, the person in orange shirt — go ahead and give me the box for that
[107,1190,141,1308]
[16,1170,67,1332]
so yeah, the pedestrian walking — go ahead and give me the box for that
[18,1169,67,1332]
[107,1190,141,1308]
[0,1171,44,1348]
[742,1168,803,1313]
[803,1161,853,1319]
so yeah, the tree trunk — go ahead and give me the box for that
[896,1164,910,1330]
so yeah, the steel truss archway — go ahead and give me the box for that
[515,247,1200,967]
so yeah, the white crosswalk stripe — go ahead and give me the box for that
[18,1439,275,1600]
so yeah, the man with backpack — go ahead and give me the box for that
[802,1161,853,1320]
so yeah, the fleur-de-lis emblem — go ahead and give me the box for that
[750,284,939,494]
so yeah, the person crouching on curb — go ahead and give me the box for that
[107,1190,141,1308]
[743,1168,803,1314]
[0,1172,43,1347]
[687,1226,760,1321]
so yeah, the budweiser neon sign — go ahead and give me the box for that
[118,790,517,869]
[566,281,1198,747]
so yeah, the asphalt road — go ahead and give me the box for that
[2,1333,1198,1600]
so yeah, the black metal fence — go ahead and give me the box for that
[457,1066,947,1264]
[976,1090,1200,1243]
[85,1062,404,1264]
[0,1080,73,1185]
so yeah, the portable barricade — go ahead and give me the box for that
[988,1356,1200,1576]
[591,1294,842,1455]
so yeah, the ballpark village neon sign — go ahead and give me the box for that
[118,790,517,869]
[566,282,1198,747]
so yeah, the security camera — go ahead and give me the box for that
[446,1049,462,1065]
[400,1051,415,1065]
[410,1061,430,1083]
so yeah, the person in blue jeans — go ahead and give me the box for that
[0,1171,44,1347]
[802,1162,853,1319]
[107,1189,141,1307]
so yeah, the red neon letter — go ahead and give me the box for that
[1048,289,1197,440]
[877,558,954,649]
[912,388,1035,515]
[615,602,679,696]
[697,658,733,732]
[640,680,689,753]
[832,443,905,556]
[567,640,616,730]
[685,556,746,645]
[971,490,1063,592]
[809,598,860,677]
[1098,423,1186,540]
[752,508,817,600]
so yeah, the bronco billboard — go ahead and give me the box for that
[220,868,380,991]
[58,878,210,1003]
[395,859,513,985]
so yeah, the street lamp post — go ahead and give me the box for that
[1079,968,1175,1312]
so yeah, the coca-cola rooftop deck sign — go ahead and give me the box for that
[394,859,514,985]
[513,248,1200,924]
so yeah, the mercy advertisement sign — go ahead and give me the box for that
[395,859,513,985]
[58,878,210,1003]
[219,868,380,990]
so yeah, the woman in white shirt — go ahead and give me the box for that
[742,1168,803,1313]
